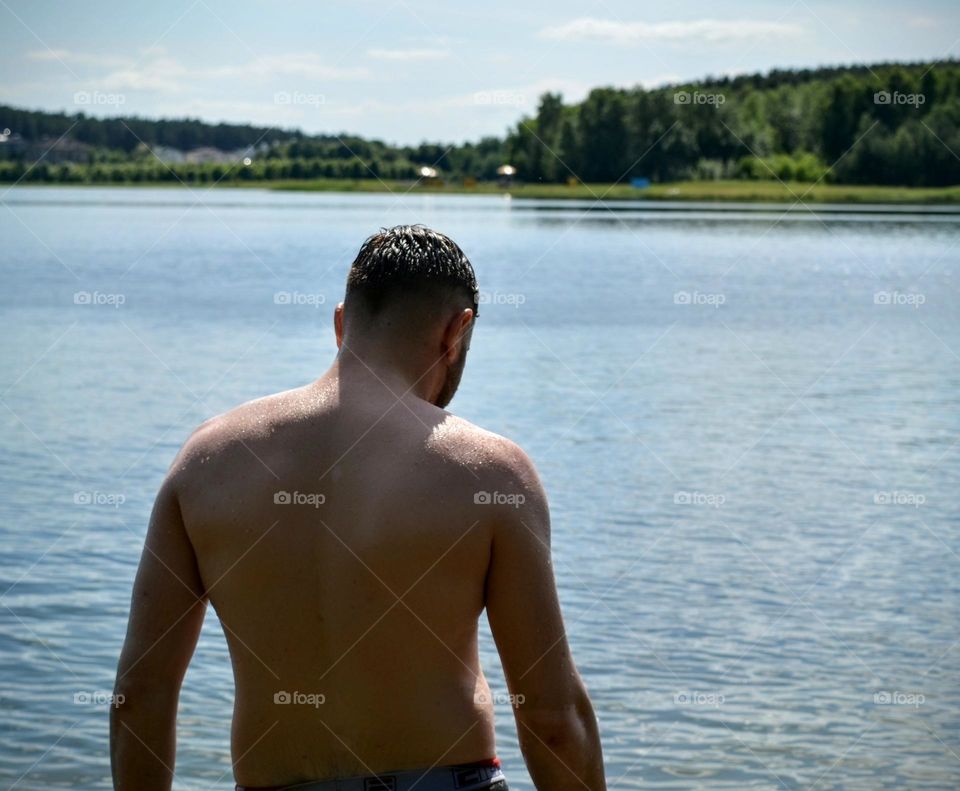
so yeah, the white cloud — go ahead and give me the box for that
[367,48,451,62]
[34,50,369,96]
[26,48,71,62]
[26,49,129,68]
[540,17,803,45]
[98,57,188,93]
[205,54,368,82]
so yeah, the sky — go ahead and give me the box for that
[2,0,958,145]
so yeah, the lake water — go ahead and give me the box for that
[1,186,958,790]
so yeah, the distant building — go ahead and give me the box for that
[26,136,91,163]
[496,164,516,186]
[0,129,270,166]
[184,146,233,164]
[0,131,92,163]
[183,144,260,164]
[0,130,24,159]
[150,145,187,164]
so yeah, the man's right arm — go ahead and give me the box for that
[483,440,606,790]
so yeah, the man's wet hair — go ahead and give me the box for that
[345,225,480,322]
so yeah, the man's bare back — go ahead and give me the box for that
[111,226,605,790]
[180,369,516,782]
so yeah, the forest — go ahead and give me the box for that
[1,60,958,187]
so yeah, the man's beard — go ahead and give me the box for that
[433,343,468,409]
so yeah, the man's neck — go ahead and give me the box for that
[334,344,438,405]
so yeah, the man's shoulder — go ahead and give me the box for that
[168,386,309,481]
[430,414,541,493]
[432,416,548,538]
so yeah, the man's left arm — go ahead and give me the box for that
[111,474,206,791]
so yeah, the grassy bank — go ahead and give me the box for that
[7,178,960,204]
[265,178,960,204]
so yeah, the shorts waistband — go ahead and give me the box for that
[236,758,505,791]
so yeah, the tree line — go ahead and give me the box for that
[505,60,960,186]
[2,60,958,187]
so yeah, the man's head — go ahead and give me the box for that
[336,225,479,408]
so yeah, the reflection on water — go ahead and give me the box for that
[1,187,958,789]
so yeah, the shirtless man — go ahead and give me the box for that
[111,225,606,791]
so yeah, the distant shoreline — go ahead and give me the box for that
[5,179,960,204]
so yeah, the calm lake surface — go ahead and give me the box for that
[1,187,958,789]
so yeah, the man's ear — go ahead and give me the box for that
[334,302,345,349]
[442,308,474,364]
